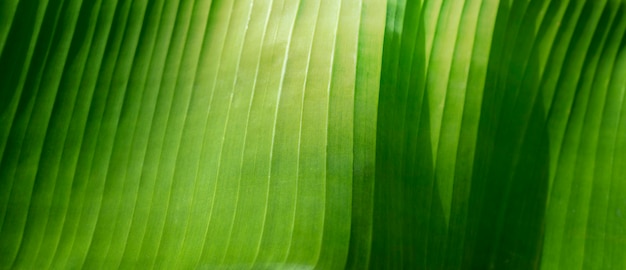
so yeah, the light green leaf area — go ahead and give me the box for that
[0,0,625,269]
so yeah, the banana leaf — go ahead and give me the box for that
[0,0,625,269]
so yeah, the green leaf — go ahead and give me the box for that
[1,0,625,269]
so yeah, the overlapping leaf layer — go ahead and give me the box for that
[0,0,625,269]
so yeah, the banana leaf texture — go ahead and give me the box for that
[1,0,625,269]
